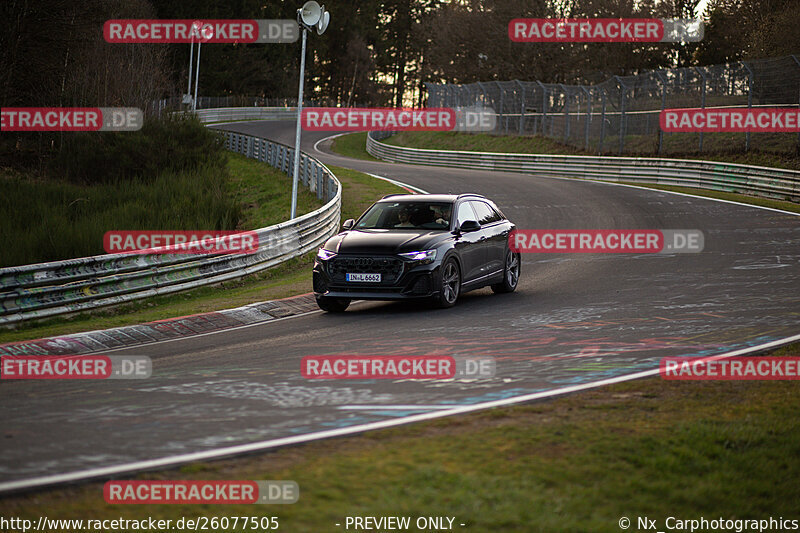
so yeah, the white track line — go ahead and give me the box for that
[2,333,799,494]
[365,173,428,194]
[338,405,458,411]
[312,132,429,194]
[540,174,800,217]
[313,132,349,154]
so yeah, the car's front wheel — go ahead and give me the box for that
[316,296,351,313]
[433,258,461,308]
[491,249,520,294]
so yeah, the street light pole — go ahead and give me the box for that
[290,1,330,220]
[290,28,308,220]
[187,33,194,105]
[193,40,202,112]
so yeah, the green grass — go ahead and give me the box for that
[225,152,320,229]
[330,132,382,162]
[0,153,321,268]
[0,164,406,343]
[384,131,800,171]
[0,165,239,267]
[4,343,798,531]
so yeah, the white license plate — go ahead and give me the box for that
[346,273,381,282]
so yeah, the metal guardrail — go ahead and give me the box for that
[367,131,800,202]
[195,107,297,123]
[0,122,340,325]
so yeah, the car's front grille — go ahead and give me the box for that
[328,256,403,284]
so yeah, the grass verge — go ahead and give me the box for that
[330,132,382,162]
[3,343,798,532]
[0,164,406,344]
[0,152,320,268]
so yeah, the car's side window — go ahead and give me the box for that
[469,201,500,225]
[487,203,505,221]
[456,202,477,227]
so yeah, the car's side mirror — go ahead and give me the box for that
[342,219,355,230]
[458,220,480,233]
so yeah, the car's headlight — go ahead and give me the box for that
[317,248,337,261]
[398,249,436,264]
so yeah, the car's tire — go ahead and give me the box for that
[316,296,351,313]
[433,258,461,308]
[491,249,520,294]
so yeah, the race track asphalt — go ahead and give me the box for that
[1,121,798,489]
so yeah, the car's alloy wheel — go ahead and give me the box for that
[434,258,461,308]
[316,296,351,313]
[491,249,520,294]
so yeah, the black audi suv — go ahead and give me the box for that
[312,193,520,312]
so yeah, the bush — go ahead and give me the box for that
[0,163,242,267]
[49,114,226,184]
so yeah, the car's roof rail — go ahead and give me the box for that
[380,193,407,199]
[456,193,484,200]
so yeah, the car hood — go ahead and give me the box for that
[325,229,449,255]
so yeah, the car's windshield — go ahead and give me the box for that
[356,202,453,230]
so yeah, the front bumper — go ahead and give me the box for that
[313,255,441,300]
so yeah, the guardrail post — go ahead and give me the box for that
[742,61,753,152]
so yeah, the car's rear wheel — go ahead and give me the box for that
[433,258,461,308]
[491,249,520,294]
[316,296,351,313]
